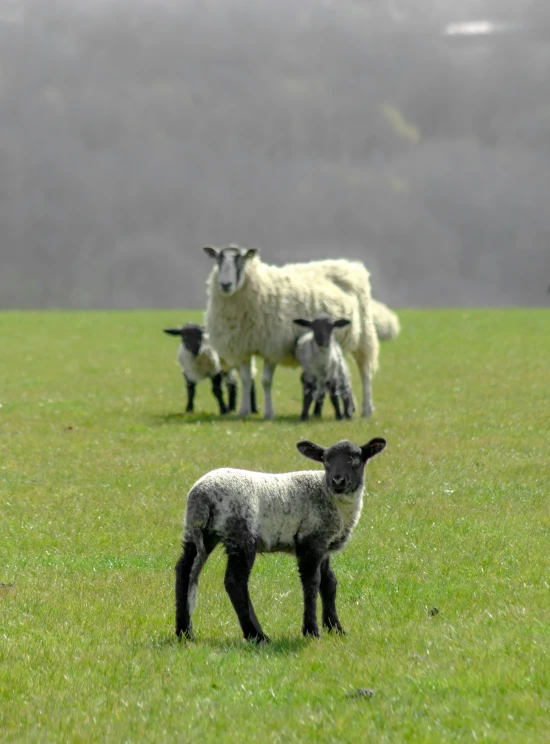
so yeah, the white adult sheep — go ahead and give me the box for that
[175,436,387,641]
[203,244,379,419]
[372,299,401,342]
[293,314,355,421]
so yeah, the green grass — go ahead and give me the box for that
[0,309,548,743]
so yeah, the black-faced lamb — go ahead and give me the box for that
[175,436,386,642]
[163,323,257,415]
[293,314,355,421]
[203,244,379,420]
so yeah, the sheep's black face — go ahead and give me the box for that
[181,324,204,356]
[297,438,387,496]
[293,314,351,348]
[203,244,258,296]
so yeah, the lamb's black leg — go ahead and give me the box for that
[328,383,343,420]
[300,373,313,422]
[175,541,197,639]
[224,549,268,642]
[295,540,324,637]
[319,556,345,634]
[184,376,195,413]
[211,372,228,414]
[226,374,237,412]
[250,379,259,414]
[313,394,324,418]
[342,393,354,419]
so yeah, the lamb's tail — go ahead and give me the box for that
[372,299,401,342]
[187,528,209,615]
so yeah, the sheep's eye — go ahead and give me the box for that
[351,457,361,468]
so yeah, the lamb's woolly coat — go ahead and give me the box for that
[205,255,379,417]
[177,342,221,384]
[295,331,353,401]
[184,468,364,556]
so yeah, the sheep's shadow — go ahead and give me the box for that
[146,411,344,427]
[144,633,313,655]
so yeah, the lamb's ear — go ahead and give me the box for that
[297,440,325,462]
[333,318,351,328]
[163,327,184,337]
[244,247,258,260]
[293,318,312,328]
[203,246,220,259]
[360,437,386,463]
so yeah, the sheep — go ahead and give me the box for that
[372,299,401,342]
[203,244,379,420]
[175,436,386,642]
[163,323,258,415]
[293,314,355,421]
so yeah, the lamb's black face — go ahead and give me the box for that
[293,314,351,348]
[180,324,204,356]
[297,438,387,496]
[203,244,258,296]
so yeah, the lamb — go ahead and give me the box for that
[372,299,401,342]
[293,314,355,421]
[175,436,386,642]
[163,323,258,415]
[203,244,379,420]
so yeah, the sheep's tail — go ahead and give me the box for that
[372,299,401,342]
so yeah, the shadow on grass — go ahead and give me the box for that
[145,633,312,655]
[145,410,347,427]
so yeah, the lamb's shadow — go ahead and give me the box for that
[144,633,312,655]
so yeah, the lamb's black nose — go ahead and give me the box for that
[331,475,346,491]
[220,282,232,293]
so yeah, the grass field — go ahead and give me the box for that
[1,309,549,743]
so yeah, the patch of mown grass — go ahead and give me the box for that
[1,309,549,743]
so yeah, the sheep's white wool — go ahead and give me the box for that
[184,468,364,554]
[372,299,401,341]
[205,253,379,417]
[178,341,221,383]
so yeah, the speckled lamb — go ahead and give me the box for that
[175,436,386,642]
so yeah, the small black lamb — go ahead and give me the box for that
[164,323,257,415]
[293,314,356,421]
[175,436,386,642]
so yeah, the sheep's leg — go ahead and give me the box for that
[250,379,259,414]
[319,557,345,634]
[300,374,313,421]
[184,376,195,413]
[225,371,238,412]
[296,541,324,637]
[262,362,276,420]
[313,394,324,418]
[175,533,215,639]
[224,549,269,642]
[328,383,343,420]
[211,372,228,415]
[237,359,253,417]
[342,392,354,419]
[351,346,376,418]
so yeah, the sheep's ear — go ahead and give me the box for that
[360,438,386,463]
[333,318,351,328]
[203,246,220,259]
[163,327,183,337]
[297,440,325,462]
[244,247,258,260]
[293,318,312,328]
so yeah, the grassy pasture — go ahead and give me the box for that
[0,309,548,743]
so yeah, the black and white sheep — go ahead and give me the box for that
[203,244,379,420]
[293,314,355,421]
[163,323,258,415]
[175,436,386,642]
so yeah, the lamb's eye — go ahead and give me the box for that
[351,457,361,468]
